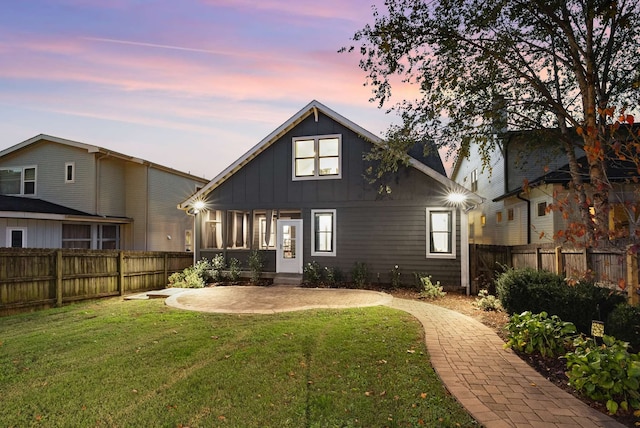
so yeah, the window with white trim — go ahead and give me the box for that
[65,162,75,183]
[292,135,341,180]
[226,211,249,249]
[426,208,456,258]
[470,169,478,192]
[98,225,119,249]
[6,227,27,248]
[62,224,92,249]
[0,166,36,195]
[258,215,276,250]
[311,209,336,256]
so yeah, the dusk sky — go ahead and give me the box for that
[0,0,418,179]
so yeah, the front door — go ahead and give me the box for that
[276,219,303,273]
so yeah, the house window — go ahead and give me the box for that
[507,208,514,221]
[496,211,503,224]
[203,210,223,249]
[226,211,249,248]
[65,162,75,183]
[537,202,547,217]
[480,214,486,227]
[311,209,336,256]
[470,169,478,192]
[62,224,91,249]
[98,225,119,249]
[0,166,36,195]
[258,215,276,250]
[292,135,341,180]
[6,227,27,248]
[426,208,456,258]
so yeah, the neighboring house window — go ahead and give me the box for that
[311,209,336,256]
[496,211,503,224]
[6,227,27,248]
[426,208,456,258]
[480,214,487,227]
[0,166,36,195]
[226,211,249,248]
[203,210,223,249]
[470,169,478,192]
[537,202,547,217]
[62,224,91,249]
[292,135,342,180]
[65,162,75,183]
[98,225,119,249]
[507,208,514,221]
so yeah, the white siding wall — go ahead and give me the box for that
[1,218,62,248]
[98,157,127,216]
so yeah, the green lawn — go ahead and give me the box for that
[0,298,477,427]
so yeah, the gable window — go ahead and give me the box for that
[0,166,36,195]
[311,209,336,256]
[292,135,341,180]
[426,208,456,258]
[6,227,27,248]
[65,162,75,183]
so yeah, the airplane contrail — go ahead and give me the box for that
[83,37,227,55]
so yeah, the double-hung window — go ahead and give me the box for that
[426,208,456,258]
[311,209,336,256]
[0,166,36,195]
[293,135,341,180]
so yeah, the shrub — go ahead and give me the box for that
[227,258,241,283]
[607,304,640,352]
[389,265,402,288]
[303,261,322,286]
[323,266,343,287]
[504,311,577,358]
[167,265,206,288]
[417,274,445,300]
[475,289,501,311]
[565,335,640,415]
[248,250,264,284]
[209,254,226,282]
[495,267,626,335]
[350,262,369,288]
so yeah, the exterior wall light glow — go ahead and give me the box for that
[447,192,467,205]
[193,200,206,213]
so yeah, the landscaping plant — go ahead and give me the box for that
[350,262,369,288]
[565,335,640,415]
[248,249,264,284]
[303,261,322,286]
[504,311,577,358]
[227,257,241,283]
[417,274,445,300]
[474,289,501,312]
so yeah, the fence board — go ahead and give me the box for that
[0,249,193,315]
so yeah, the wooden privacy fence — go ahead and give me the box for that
[470,243,639,304]
[0,248,194,315]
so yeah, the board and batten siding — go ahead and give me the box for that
[0,218,62,248]
[200,112,463,286]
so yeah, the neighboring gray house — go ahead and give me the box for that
[0,134,208,251]
[179,100,481,291]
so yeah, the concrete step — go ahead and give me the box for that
[273,273,303,286]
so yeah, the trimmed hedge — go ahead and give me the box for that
[496,267,627,335]
[607,304,640,352]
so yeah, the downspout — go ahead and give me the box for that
[516,192,531,244]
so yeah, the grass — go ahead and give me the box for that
[0,298,477,428]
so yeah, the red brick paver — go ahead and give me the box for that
[389,298,625,428]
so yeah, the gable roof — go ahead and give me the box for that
[0,195,131,223]
[0,134,209,183]
[179,100,481,210]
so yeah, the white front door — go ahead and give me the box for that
[276,219,303,273]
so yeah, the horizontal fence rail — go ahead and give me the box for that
[470,243,638,304]
[0,249,194,315]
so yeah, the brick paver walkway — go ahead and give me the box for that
[390,298,625,428]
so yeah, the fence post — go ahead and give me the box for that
[627,246,639,306]
[56,250,63,307]
[118,251,125,296]
[164,252,169,286]
[536,247,542,270]
[555,246,564,276]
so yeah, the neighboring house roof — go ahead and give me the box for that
[0,194,132,223]
[494,155,640,201]
[179,100,481,210]
[0,134,209,183]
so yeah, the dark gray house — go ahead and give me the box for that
[179,101,480,291]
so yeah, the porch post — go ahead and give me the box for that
[460,209,470,295]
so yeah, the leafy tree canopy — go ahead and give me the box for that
[346,0,640,243]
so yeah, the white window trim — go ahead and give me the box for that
[0,165,37,196]
[426,208,456,259]
[311,209,337,257]
[6,227,27,248]
[292,134,342,181]
[65,162,75,183]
